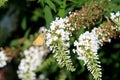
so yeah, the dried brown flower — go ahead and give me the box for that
[94,20,118,46]
[69,1,105,30]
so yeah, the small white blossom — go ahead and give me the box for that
[73,30,102,80]
[17,46,49,80]
[73,31,99,64]
[110,13,116,20]
[53,36,58,41]
[45,17,75,71]
[116,11,120,17]
[0,49,8,68]
[55,29,64,34]
[110,11,120,21]
[110,11,120,32]
[46,17,73,51]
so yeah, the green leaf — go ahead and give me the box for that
[76,27,85,38]
[58,8,65,17]
[44,5,53,29]
[10,39,20,46]
[52,0,61,5]
[57,0,66,17]
[0,0,8,7]
[31,9,44,21]
[24,28,31,38]
[45,0,56,12]
[22,39,32,50]
[38,0,45,7]
[21,17,27,30]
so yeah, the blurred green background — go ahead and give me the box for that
[0,0,120,80]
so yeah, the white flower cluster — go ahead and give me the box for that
[0,49,8,68]
[110,11,120,20]
[73,30,102,80]
[17,46,49,80]
[46,17,74,51]
[45,17,76,71]
[73,31,99,64]
[110,11,120,32]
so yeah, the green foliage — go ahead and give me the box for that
[56,69,67,80]
[21,17,27,30]
[57,0,66,17]
[38,0,55,28]
[37,0,92,28]
[0,0,120,80]
[0,0,7,7]
[31,8,44,22]
[44,5,53,29]
[45,0,56,12]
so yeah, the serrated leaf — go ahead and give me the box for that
[44,5,53,29]
[45,0,56,12]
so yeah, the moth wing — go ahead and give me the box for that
[33,34,44,46]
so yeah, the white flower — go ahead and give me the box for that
[45,17,76,71]
[110,13,116,20]
[110,11,120,20]
[53,36,58,41]
[73,30,102,80]
[56,29,64,35]
[46,17,72,51]
[17,46,49,80]
[17,70,36,80]
[46,32,51,39]
[73,31,99,63]
[110,11,120,33]
[0,49,8,68]
[116,11,120,16]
